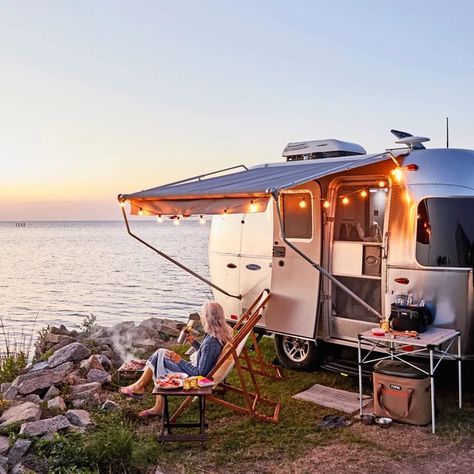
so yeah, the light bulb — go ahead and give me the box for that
[157,215,163,223]
[299,198,307,209]
[138,208,143,216]
[119,201,125,208]
[360,190,368,198]
[323,200,330,209]
[378,180,386,188]
[249,201,258,213]
[391,167,403,183]
[173,217,180,226]
[342,197,350,205]
[199,215,206,225]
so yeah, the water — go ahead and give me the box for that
[0,221,211,343]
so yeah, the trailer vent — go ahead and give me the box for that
[283,139,367,161]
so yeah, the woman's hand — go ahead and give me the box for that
[166,351,182,363]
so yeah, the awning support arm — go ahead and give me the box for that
[120,206,242,300]
[270,190,382,320]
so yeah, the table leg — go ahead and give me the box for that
[199,395,206,449]
[162,395,170,435]
[358,337,363,416]
[430,348,435,434]
[458,334,462,409]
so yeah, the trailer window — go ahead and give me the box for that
[282,192,312,239]
[416,198,474,268]
[334,185,386,242]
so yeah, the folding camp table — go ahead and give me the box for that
[154,385,213,448]
[357,327,462,433]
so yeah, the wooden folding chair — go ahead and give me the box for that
[170,290,281,424]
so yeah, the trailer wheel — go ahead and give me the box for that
[274,335,322,371]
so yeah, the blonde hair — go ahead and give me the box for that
[200,301,233,346]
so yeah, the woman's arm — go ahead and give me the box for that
[177,338,222,376]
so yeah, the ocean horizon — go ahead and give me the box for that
[0,220,211,344]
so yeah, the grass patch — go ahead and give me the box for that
[28,337,474,473]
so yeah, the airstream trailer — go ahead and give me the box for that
[119,132,474,370]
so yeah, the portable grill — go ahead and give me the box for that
[117,360,147,382]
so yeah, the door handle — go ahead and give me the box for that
[383,232,389,259]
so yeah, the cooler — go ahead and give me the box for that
[373,360,431,426]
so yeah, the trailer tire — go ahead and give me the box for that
[274,335,322,371]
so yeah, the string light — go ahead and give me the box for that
[199,215,206,225]
[249,201,258,213]
[138,208,143,216]
[391,167,403,183]
[342,197,350,205]
[323,200,330,209]
[157,215,163,223]
[119,201,125,208]
[378,180,386,188]
[360,190,368,198]
[299,198,307,209]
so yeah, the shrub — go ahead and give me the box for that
[35,413,134,473]
[0,352,28,384]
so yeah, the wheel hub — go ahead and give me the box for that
[282,336,310,362]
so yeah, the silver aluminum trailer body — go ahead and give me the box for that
[119,143,474,369]
[209,148,474,366]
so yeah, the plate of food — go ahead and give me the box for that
[155,372,189,389]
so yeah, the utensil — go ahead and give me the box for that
[376,417,392,429]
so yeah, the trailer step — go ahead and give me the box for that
[320,359,373,379]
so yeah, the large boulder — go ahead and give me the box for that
[19,416,71,437]
[22,394,41,405]
[43,385,60,403]
[3,385,19,401]
[139,317,163,332]
[0,437,9,456]
[29,361,50,373]
[101,399,121,411]
[134,338,159,352]
[87,369,111,384]
[111,321,135,334]
[70,382,101,400]
[80,355,104,372]
[65,409,94,428]
[48,342,91,368]
[14,362,73,395]
[0,402,41,428]
[6,439,31,468]
[45,333,75,346]
[97,354,112,370]
[47,396,67,414]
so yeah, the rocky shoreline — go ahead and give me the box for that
[0,317,189,473]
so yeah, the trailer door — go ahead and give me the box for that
[265,182,322,339]
[329,180,388,340]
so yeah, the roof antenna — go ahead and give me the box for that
[446,117,449,148]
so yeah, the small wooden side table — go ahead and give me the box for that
[152,385,213,447]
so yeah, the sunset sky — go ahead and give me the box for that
[1,0,473,220]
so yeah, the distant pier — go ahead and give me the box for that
[15,222,26,227]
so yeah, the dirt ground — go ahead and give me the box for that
[214,422,474,474]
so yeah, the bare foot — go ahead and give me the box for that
[138,408,162,418]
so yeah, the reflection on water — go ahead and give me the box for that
[0,221,211,341]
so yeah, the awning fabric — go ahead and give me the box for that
[120,153,389,216]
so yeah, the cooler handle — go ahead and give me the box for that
[376,384,414,419]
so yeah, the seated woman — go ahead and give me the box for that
[119,301,232,417]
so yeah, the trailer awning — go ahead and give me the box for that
[119,153,389,216]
